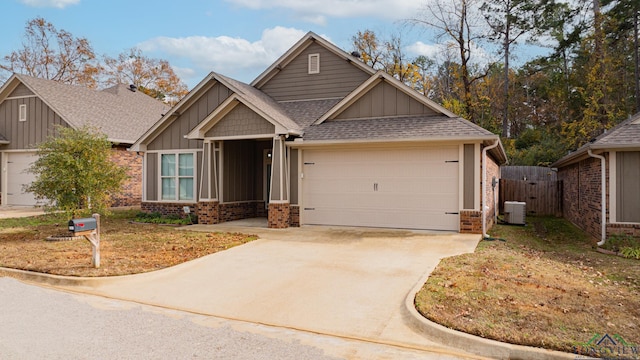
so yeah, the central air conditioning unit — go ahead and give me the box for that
[504,201,526,225]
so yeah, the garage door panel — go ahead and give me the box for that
[6,152,38,206]
[302,146,460,230]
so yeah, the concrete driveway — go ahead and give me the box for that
[60,224,481,356]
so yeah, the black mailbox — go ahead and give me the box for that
[68,218,97,233]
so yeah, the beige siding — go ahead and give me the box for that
[148,83,231,150]
[205,104,275,137]
[255,140,271,201]
[0,96,68,150]
[463,144,475,209]
[146,153,158,201]
[260,42,370,101]
[617,151,640,222]
[223,140,257,202]
[290,148,298,204]
[335,81,438,120]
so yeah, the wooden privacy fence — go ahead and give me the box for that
[499,179,563,217]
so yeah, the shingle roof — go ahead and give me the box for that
[16,74,169,144]
[552,113,640,167]
[301,115,498,141]
[278,99,341,129]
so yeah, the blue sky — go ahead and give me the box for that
[1,0,549,89]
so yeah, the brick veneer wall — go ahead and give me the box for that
[197,201,219,224]
[109,147,143,207]
[557,155,608,240]
[219,202,257,222]
[608,223,640,239]
[268,202,290,228]
[484,153,501,232]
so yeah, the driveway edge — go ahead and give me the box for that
[404,267,576,360]
[0,267,93,286]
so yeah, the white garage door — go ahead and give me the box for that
[5,152,38,206]
[301,146,460,230]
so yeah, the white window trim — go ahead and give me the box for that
[158,151,197,203]
[19,104,27,122]
[308,53,320,74]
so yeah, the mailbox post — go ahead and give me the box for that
[68,214,101,268]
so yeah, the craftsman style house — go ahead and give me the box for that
[132,32,506,232]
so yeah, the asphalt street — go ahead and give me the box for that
[0,277,470,360]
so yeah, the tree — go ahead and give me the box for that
[26,126,128,218]
[102,48,188,105]
[0,17,99,87]
[481,0,545,137]
[409,0,490,122]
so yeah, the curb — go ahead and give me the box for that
[403,268,577,360]
[0,267,98,287]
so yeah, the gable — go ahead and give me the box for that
[259,42,370,102]
[332,80,439,120]
[9,83,34,97]
[147,82,232,150]
[0,94,68,150]
[205,103,275,138]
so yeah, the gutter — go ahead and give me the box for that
[482,139,500,238]
[587,149,607,246]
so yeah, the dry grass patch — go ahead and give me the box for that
[416,217,640,355]
[0,210,256,277]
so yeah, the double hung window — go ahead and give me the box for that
[161,153,194,201]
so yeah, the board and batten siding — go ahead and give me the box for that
[147,82,232,151]
[334,81,438,120]
[205,103,275,138]
[222,140,257,202]
[259,42,370,101]
[145,153,158,201]
[0,95,68,150]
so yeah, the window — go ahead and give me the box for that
[308,53,320,74]
[161,153,195,201]
[617,151,640,222]
[19,104,27,122]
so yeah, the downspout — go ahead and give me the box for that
[588,149,607,246]
[482,140,500,238]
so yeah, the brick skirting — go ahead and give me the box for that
[268,202,290,228]
[197,201,219,224]
[460,210,482,234]
[141,202,196,218]
[607,223,640,241]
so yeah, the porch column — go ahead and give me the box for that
[268,136,290,228]
[197,141,220,225]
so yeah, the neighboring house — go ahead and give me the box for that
[131,32,507,233]
[0,74,169,207]
[553,113,640,242]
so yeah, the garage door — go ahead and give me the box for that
[301,146,459,230]
[5,152,38,206]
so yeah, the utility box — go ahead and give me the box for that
[68,218,97,233]
[504,201,526,225]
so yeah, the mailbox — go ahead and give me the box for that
[68,218,97,233]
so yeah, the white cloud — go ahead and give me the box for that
[406,41,443,58]
[225,0,421,21]
[138,27,308,83]
[20,0,80,8]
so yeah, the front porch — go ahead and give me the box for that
[196,137,295,228]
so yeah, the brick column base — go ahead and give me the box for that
[289,205,300,227]
[197,201,220,225]
[460,210,482,234]
[268,202,290,229]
